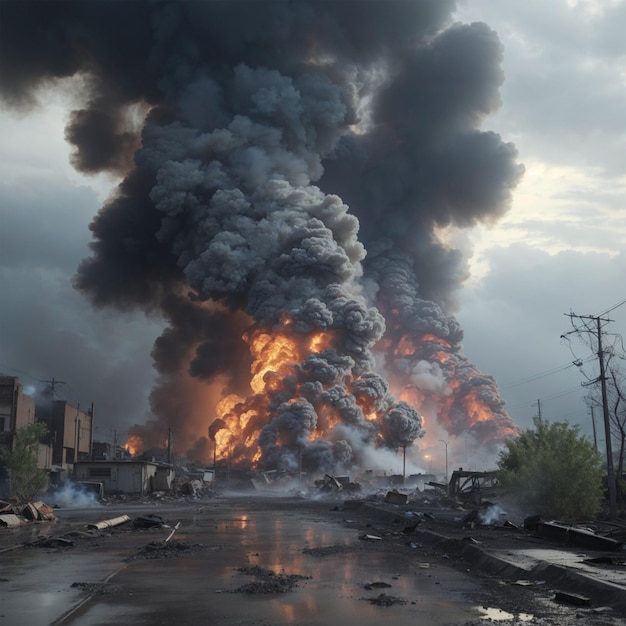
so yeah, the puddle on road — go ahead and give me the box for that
[67,546,481,626]
[4,503,488,626]
[67,519,483,626]
[475,606,534,621]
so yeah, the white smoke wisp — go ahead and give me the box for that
[478,503,506,525]
[46,482,102,509]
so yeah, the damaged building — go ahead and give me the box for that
[74,460,174,496]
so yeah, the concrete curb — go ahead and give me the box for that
[355,502,626,612]
[417,529,626,609]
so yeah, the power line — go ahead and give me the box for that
[0,363,84,408]
[0,363,41,385]
[538,385,585,403]
[504,384,584,413]
[499,357,593,390]
[596,298,626,317]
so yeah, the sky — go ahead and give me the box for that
[453,0,626,447]
[0,0,625,471]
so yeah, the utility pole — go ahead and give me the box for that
[566,312,617,519]
[74,403,80,464]
[41,377,66,397]
[536,399,542,419]
[439,439,449,483]
[595,316,617,519]
[167,426,173,464]
[89,402,95,460]
[590,405,598,452]
[402,445,406,483]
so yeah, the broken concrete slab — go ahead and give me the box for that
[384,491,408,505]
[534,521,624,551]
[22,503,39,521]
[0,514,21,528]
[33,501,56,521]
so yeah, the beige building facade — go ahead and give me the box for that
[0,376,36,452]
[38,400,93,467]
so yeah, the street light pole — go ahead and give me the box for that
[402,445,406,483]
[438,439,448,483]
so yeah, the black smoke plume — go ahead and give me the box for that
[1,1,523,472]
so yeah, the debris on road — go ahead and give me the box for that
[132,514,165,529]
[363,581,392,590]
[384,491,408,505]
[363,592,407,606]
[233,565,310,594]
[317,474,343,493]
[165,521,181,543]
[0,514,21,528]
[22,501,54,522]
[0,500,56,527]
[27,536,74,548]
[86,514,131,530]
[126,540,205,561]
[71,581,123,595]
[302,543,354,557]
[554,590,592,606]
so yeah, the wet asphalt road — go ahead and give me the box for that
[0,495,487,626]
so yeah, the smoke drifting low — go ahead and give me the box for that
[1,1,523,473]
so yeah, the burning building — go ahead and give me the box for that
[1,1,523,475]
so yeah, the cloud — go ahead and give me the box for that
[455,1,626,175]
[457,242,626,432]
[0,176,161,434]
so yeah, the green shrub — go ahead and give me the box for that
[498,417,604,520]
[0,422,49,504]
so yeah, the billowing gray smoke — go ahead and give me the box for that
[1,0,523,472]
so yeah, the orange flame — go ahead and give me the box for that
[463,388,492,426]
[382,328,518,449]
[200,311,516,469]
[393,333,453,365]
[247,329,299,394]
[125,434,143,456]
[209,325,344,467]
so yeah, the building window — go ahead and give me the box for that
[88,467,112,478]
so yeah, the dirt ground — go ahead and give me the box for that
[2,491,626,625]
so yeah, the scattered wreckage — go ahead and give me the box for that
[427,469,500,505]
[3,465,624,558]
[0,499,56,527]
[23,512,183,552]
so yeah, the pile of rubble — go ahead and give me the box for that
[0,499,56,527]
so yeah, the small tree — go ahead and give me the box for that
[498,416,604,521]
[0,422,49,503]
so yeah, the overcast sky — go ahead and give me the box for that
[1,0,624,459]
